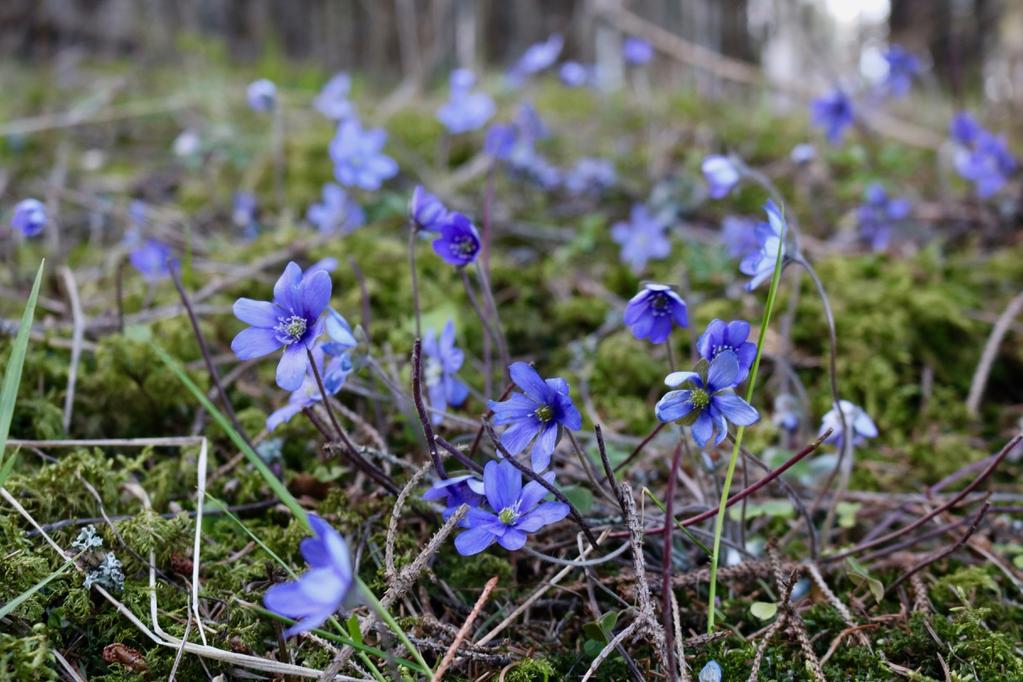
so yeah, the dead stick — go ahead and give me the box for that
[431,576,499,681]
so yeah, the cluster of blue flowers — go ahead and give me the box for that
[950,111,1017,198]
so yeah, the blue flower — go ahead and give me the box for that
[790,143,816,165]
[453,459,570,555]
[624,283,688,344]
[431,212,481,267]
[811,88,854,144]
[314,72,355,121]
[423,320,470,425]
[698,660,722,682]
[129,239,173,282]
[488,362,582,472]
[247,79,277,112]
[329,119,399,191]
[231,261,332,391]
[484,124,517,160]
[772,394,801,433]
[857,183,911,251]
[11,198,46,237]
[950,115,1016,198]
[233,191,258,233]
[323,307,357,359]
[819,400,877,450]
[409,186,450,232]
[263,514,354,637]
[720,216,759,259]
[739,200,786,291]
[423,473,485,521]
[507,33,563,85]
[436,69,495,134]
[563,158,616,196]
[267,341,353,431]
[881,45,919,98]
[655,351,760,448]
[697,319,756,383]
[559,62,597,88]
[306,183,364,235]
[623,37,653,65]
[611,204,671,274]
[702,155,741,199]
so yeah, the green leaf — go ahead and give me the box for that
[0,260,45,488]
[731,499,794,521]
[846,557,885,603]
[750,601,778,620]
[561,485,594,515]
[0,560,71,619]
[598,610,619,637]
[836,501,861,529]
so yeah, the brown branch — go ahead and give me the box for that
[431,576,499,681]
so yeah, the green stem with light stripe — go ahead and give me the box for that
[706,209,788,633]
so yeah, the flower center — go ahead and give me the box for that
[449,235,477,257]
[534,404,554,423]
[498,506,519,525]
[424,358,444,387]
[274,315,308,345]
[689,388,710,411]
[651,293,670,316]
[711,343,734,358]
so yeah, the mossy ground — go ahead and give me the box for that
[1,40,1022,680]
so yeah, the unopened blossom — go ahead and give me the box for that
[329,119,398,191]
[697,319,756,383]
[408,186,449,232]
[436,69,495,134]
[623,37,653,65]
[307,183,364,235]
[12,198,46,237]
[699,660,723,682]
[247,78,277,112]
[624,283,688,344]
[507,33,563,85]
[263,514,355,636]
[655,350,759,448]
[811,88,854,144]
[611,203,670,273]
[431,212,481,267]
[819,400,877,449]
[857,183,911,251]
[423,473,485,521]
[702,155,741,199]
[453,459,570,555]
[423,320,469,424]
[129,239,173,282]
[739,200,786,291]
[313,72,355,121]
[231,261,331,391]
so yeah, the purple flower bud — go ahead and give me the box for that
[624,284,688,344]
[247,79,277,113]
[623,37,653,65]
[409,186,449,232]
[702,155,741,199]
[12,198,46,237]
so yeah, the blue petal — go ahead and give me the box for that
[691,412,714,447]
[655,390,693,423]
[232,327,281,360]
[515,501,569,532]
[706,350,740,391]
[276,345,309,391]
[712,391,760,426]
[510,362,550,402]
[274,262,304,312]
[497,529,528,551]
[455,526,497,556]
[498,418,540,456]
[530,424,558,472]
[484,459,521,512]
[234,299,278,327]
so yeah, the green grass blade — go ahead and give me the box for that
[0,559,71,619]
[0,260,46,488]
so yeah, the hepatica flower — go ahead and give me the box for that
[739,200,786,290]
[313,72,355,121]
[231,261,331,391]
[129,239,173,282]
[489,362,582,472]
[423,473,485,521]
[423,320,469,425]
[409,185,449,232]
[949,112,1017,198]
[655,351,759,448]
[811,88,854,145]
[329,118,398,191]
[267,341,353,431]
[564,158,616,196]
[702,155,741,199]
[12,198,46,237]
[232,191,258,233]
[507,33,563,85]
[454,459,569,555]
[436,69,495,135]
[881,45,919,98]
[623,37,653,66]
[263,514,354,637]
[624,283,688,344]
[306,183,364,235]
[857,183,911,251]
[431,212,481,267]
[697,319,756,383]
[611,203,670,273]
[720,216,759,259]
[819,400,877,449]
[247,78,277,112]
[559,61,596,88]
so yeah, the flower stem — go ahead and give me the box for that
[706,206,787,633]
[358,577,433,677]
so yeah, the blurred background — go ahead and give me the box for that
[2,0,1021,108]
